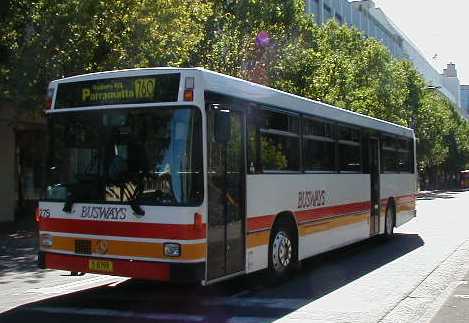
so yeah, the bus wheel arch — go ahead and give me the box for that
[384,198,396,237]
[268,211,299,276]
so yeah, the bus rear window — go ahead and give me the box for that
[54,74,180,109]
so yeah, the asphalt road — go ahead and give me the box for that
[2,190,469,323]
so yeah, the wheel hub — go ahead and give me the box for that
[386,208,393,234]
[272,231,292,272]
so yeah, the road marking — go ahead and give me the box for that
[24,276,127,295]
[108,278,130,287]
[27,306,206,322]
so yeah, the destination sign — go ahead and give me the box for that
[54,73,180,109]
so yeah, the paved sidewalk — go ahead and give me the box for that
[416,189,469,200]
[431,270,469,322]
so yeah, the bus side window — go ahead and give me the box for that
[337,125,362,172]
[381,135,398,173]
[302,117,335,172]
[397,138,412,173]
[258,108,300,172]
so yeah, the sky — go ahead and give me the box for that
[373,0,469,84]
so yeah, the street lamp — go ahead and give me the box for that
[425,85,442,91]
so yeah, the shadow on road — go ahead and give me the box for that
[0,233,424,322]
[0,231,39,276]
[257,233,424,301]
[0,230,55,287]
[417,189,468,201]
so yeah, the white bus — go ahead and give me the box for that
[38,68,416,284]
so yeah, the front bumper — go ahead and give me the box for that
[38,251,205,283]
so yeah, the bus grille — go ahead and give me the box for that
[75,240,91,255]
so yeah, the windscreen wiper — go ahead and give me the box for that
[63,195,74,213]
[129,200,145,216]
[129,184,145,216]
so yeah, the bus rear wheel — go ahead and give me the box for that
[268,222,297,278]
[384,202,395,238]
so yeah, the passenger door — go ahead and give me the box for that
[206,105,246,281]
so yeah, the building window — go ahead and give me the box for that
[335,14,343,24]
[324,4,332,21]
[311,0,320,23]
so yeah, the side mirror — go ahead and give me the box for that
[213,107,231,144]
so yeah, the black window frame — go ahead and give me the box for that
[257,106,301,173]
[380,134,414,174]
[336,124,363,173]
[302,116,336,173]
[45,105,204,207]
[205,90,415,177]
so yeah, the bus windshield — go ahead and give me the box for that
[46,106,203,206]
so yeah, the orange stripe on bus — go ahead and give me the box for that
[247,201,371,232]
[246,212,370,249]
[247,195,415,234]
[299,212,369,236]
[246,231,270,248]
[51,236,206,260]
[398,205,415,212]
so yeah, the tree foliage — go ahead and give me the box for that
[0,0,212,107]
[2,0,469,187]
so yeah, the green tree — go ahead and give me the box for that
[195,1,469,187]
[192,0,316,81]
[3,0,469,188]
[1,0,212,108]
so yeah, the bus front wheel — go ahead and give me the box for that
[268,220,298,278]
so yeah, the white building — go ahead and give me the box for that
[305,0,467,118]
[460,85,469,116]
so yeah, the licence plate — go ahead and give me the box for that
[89,259,113,273]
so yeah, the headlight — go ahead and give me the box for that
[39,234,53,248]
[164,243,181,257]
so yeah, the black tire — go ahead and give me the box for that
[70,272,85,276]
[268,219,298,279]
[384,201,395,239]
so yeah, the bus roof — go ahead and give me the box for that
[50,67,414,138]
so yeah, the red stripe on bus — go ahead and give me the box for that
[295,201,371,224]
[45,253,170,281]
[397,194,416,203]
[246,215,276,233]
[247,201,371,232]
[39,218,206,240]
[381,194,416,207]
[247,194,415,232]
